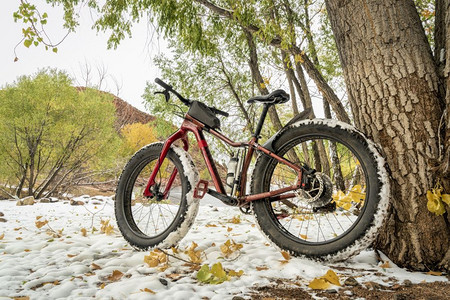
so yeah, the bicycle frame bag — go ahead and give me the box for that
[188,101,221,130]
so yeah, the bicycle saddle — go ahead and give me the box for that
[247,89,290,105]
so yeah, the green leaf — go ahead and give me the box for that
[42,12,48,18]
[197,264,212,283]
[24,39,32,48]
[211,262,227,279]
[52,47,58,53]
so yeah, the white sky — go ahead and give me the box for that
[1,1,167,112]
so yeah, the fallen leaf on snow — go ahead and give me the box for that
[322,270,341,286]
[107,270,124,281]
[140,288,156,294]
[379,261,391,268]
[426,271,442,276]
[0,233,4,240]
[35,220,48,229]
[80,228,87,237]
[308,278,331,290]
[91,263,102,270]
[144,249,168,268]
[166,273,182,280]
[281,251,291,261]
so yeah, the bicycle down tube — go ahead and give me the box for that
[143,115,303,205]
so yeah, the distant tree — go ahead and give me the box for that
[119,122,157,156]
[0,69,118,199]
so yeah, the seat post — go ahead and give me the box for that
[253,104,271,138]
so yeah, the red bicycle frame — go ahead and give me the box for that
[143,114,303,206]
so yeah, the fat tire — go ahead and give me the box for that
[251,119,389,261]
[115,142,199,250]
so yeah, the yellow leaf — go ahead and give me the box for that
[211,262,227,278]
[0,233,4,240]
[230,216,241,224]
[67,254,76,258]
[166,273,181,280]
[144,249,168,267]
[144,255,160,268]
[227,227,233,232]
[100,219,114,235]
[256,266,269,271]
[294,53,304,63]
[171,247,178,254]
[281,251,291,261]
[349,185,365,203]
[100,283,105,289]
[141,288,156,294]
[441,194,450,205]
[308,278,330,290]
[379,261,391,268]
[322,270,341,286]
[107,270,124,281]
[185,242,203,264]
[426,271,442,276]
[35,220,48,229]
[36,216,42,220]
[81,228,87,237]
[228,269,244,277]
[427,190,446,216]
[299,234,308,240]
[206,224,217,227]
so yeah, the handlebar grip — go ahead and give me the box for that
[155,78,173,91]
[210,106,229,117]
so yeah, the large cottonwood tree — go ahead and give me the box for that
[325,0,449,270]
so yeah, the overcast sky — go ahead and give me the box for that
[1,1,167,112]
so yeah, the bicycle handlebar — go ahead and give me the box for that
[155,78,173,91]
[154,78,229,117]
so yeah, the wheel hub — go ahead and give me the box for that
[296,173,333,208]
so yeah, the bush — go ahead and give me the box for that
[0,69,119,198]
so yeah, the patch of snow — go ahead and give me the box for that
[0,199,446,299]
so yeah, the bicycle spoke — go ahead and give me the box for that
[267,137,369,244]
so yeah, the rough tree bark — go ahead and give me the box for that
[244,29,283,131]
[325,0,449,270]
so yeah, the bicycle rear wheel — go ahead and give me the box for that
[251,120,389,260]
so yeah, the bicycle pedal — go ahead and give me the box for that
[194,180,209,199]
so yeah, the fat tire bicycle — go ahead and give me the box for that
[115,78,389,261]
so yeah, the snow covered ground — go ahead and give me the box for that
[0,195,447,299]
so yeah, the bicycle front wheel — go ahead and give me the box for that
[251,120,389,260]
[115,143,199,250]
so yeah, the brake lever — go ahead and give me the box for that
[154,90,170,102]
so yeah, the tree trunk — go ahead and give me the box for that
[245,29,283,131]
[325,0,449,270]
[281,51,300,115]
